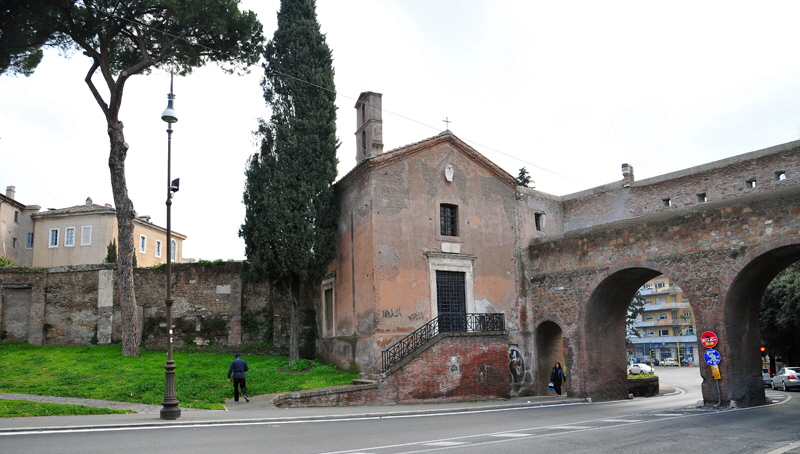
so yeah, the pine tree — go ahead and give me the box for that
[2,0,265,357]
[516,167,532,188]
[240,0,338,363]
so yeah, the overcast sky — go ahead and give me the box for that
[2,1,800,261]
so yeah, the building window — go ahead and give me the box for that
[65,227,76,247]
[746,179,757,189]
[535,212,545,231]
[155,241,162,258]
[321,275,336,337]
[14,211,19,223]
[49,229,59,247]
[440,204,459,237]
[655,297,667,304]
[361,130,366,155]
[26,233,33,249]
[139,235,146,253]
[170,239,177,262]
[775,171,787,181]
[81,226,92,245]
[683,311,692,317]
[696,192,707,203]
[12,237,17,248]
[655,281,666,289]
[645,330,654,336]
[658,313,668,320]
[658,329,670,336]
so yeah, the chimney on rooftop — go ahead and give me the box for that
[355,91,383,164]
[86,197,93,207]
[622,163,634,188]
[6,186,16,199]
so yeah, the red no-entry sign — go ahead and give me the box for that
[700,331,718,348]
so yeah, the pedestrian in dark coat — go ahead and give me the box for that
[550,362,566,396]
[227,353,249,402]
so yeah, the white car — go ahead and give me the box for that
[762,369,773,387]
[771,367,800,391]
[628,363,653,374]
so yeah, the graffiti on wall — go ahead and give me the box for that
[475,363,490,383]
[508,346,524,384]
[382,308,402,318]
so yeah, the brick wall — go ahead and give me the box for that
[273,332,511,407]
[381,333,510,403]
[561,141,800,231]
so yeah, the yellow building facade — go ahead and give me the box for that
[30,197,186,268]
[629,275,699,365]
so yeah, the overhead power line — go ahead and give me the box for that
[76,0,581,185]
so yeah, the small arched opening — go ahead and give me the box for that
[535,320,564,395]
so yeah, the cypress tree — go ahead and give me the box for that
[240,0,338,363]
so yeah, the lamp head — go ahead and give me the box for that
[161,96,177,123]
[161,72,178,123]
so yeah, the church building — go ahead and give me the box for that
[317,92,557,392]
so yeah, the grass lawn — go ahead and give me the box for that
[0,342,357,414]
[627,373,655,379]
[0,399,132,417]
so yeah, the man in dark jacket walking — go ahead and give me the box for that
[227,353,249,402]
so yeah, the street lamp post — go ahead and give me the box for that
[160,73,181,420]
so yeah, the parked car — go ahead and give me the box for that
[771,367,800,391]
[660,358,679,367]
[762,368,773,387]
[628,363,653,375]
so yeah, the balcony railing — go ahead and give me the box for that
[381,313,505,373]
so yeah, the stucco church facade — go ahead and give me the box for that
[317,92,554,381]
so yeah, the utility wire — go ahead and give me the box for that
[76,0,581,185]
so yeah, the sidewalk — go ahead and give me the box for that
[0,383,679,434]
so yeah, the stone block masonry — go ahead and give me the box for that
[0,262,306,353]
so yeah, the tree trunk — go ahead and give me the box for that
[108,120,140,357]
[289,276,300,364]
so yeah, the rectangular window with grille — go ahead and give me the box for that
[49,229,59,248]
[65,227,75,247]
[440,204,458,237]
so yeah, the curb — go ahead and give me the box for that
[0,397,587,434]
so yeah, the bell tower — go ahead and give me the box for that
[355,91,383,164]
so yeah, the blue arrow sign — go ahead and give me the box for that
[704,349,721,366]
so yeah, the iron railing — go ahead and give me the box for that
[381,313,505,373]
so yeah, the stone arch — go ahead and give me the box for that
[534,320,565,395]
[579,262,676,401]
[718,238,800,407]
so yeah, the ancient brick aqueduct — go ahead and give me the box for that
[526,140,800,407]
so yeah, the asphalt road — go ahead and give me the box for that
[2,367,799,454]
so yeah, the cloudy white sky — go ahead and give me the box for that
[2,1,800,260]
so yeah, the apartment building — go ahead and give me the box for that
[0,186,185,268]
[628,275,699,365]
